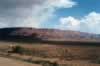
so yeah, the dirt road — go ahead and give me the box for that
[0,57,41,66]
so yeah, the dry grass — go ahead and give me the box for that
[0,41,100,60]
[0,57,41,66]
[0,41,100,66]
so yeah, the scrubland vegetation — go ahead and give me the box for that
[0,41,100,66]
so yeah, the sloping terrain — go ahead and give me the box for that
[0,57,41,66]
[0,27,100,42]
[0,27,100,66]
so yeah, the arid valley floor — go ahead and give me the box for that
[0,41,100,66]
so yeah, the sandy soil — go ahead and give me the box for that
[0,57,41,66]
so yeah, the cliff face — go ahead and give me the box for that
[0,27,100,42]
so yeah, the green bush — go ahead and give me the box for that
[95,58,100,64]
[12,45,24,54]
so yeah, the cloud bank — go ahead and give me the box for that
[58,12,100,34]
[0,0,76,28]
[0,0,100,34]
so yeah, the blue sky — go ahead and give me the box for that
[0,0,100,34]
[56,0,100,17]
[40,0,100,34]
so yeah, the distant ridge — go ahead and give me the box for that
[0,27,100,43]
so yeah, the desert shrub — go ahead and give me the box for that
[96,59,100,64]
[11,46,46,56]
[91,57,100,64]
[12,45,24,54]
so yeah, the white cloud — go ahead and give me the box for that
[81,12,100,33]
[59,16,80,30]
[57,12,100,34]
[45,0,77,8]
[0,0,77,28]
[30,0,77,28]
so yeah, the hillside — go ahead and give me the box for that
[0,27,100,42]
[0,28,100,66]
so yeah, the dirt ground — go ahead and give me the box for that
[0,57,41,66]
